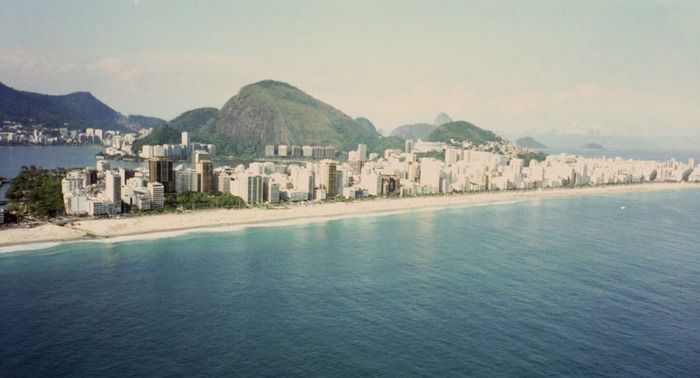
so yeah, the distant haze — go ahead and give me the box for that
[1,0,699,148]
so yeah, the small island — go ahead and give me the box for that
[581,143,605,151]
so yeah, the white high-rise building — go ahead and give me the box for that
[357,144,368,162]
[182,131,190,146]
[176,169,200,193]
[230,174,263,205]
[105,170,122,213]
[147,182,165,208]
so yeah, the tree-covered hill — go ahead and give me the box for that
[169,107,218,132]
[428,121,502,145]
[131,124,182,155]
[0,82,164,131]
[390,123,437,141]
[199,80,383,153]
[515,136,547,149]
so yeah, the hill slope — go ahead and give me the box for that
[516,136,547,149]
[354,117,380,136]
[0,82,163,131]
[434,112,453,126]
[200,81,378,152]
[390,123,436,141]
[428,121,502,145]
[169,107,218,132]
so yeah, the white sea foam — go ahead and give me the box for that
[0,242,62,254]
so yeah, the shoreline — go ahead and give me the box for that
[1,182,698,250]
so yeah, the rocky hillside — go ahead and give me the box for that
[200,81,379,152]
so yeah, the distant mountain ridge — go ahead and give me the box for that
[169,107,218,132]
[428,121,502,145]
[200,80,381,152]
[390,123,436,141]
[0,81,165,131]
[434,112,453,126]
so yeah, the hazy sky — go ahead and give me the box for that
[1,0,698,144]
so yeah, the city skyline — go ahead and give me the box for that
[1,0,699,146]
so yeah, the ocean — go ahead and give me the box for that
[1,188,699,376]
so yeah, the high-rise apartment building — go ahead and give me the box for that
[148,156,175,193]
[357,144,367,162]
[230,174,263,205]
[196,160,214,193]
[321,161,338,198]
[104,170,122,213]
[147,182,164,208]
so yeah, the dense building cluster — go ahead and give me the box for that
[58,131,699,217]
[0,121,142,155]
[264,144,336,159]
[138,131,216,159]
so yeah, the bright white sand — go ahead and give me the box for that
[0,182,697,249]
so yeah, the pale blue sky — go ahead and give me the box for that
[1,0,698,145]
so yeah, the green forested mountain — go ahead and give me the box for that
[354,117,380,136]
[390,123,437,141]
[0,81,164,131]
[428,121,502,145]
[515,136,547,149]
[128,114,167,129]
[169,107,218,132]
[131,124,181,154]
[199,81,382,152]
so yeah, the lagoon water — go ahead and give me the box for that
[2,189,700,376]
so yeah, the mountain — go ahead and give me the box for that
[200,80,379,152]
[390,123,436,141]
[515,136,547,149]
[169,107,218,132]
[428,121,502,145]
[434,112,453,126]
[354,117,380,136]
[132,124,182,155]
[128,115,167,129]
[0,82,161,131]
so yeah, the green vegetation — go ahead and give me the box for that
[166,191,245,211]
[390,123,436,141]
[415,151,444,161]
[5,166,67,220]
[132,124,182,155]
[515,136,547,149]
[428,121,502,146]
[127,114,167,129]
[169,107,218,132]
[0,81,164,131]
[192,132,263,158]
[368,136,406,155]
[517,151,548,166]
[200,80,380,153]
[354,117,380,136]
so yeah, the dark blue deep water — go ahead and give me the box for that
[2,189,700,376]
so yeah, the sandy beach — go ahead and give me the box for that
[1,182,697,249]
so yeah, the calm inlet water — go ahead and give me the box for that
[1,189,700,376]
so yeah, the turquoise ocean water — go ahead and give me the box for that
[1,188,699,376]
